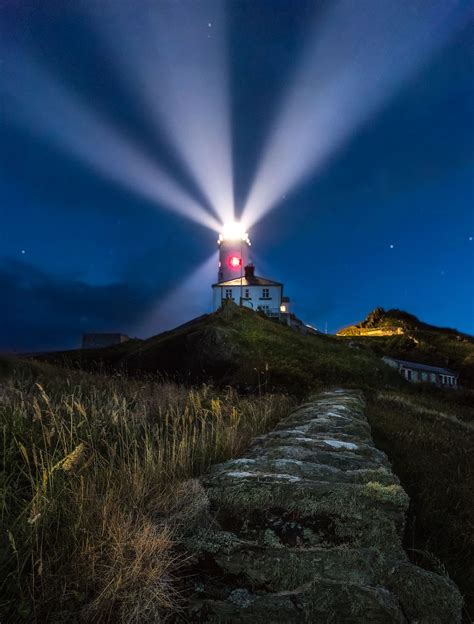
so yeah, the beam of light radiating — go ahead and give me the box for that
[242,0,471,228]
[1,49,221,232]
[137,252,218,337]
[93,0,234,225]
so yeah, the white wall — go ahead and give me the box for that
[213,284,282,313]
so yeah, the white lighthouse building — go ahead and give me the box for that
[212,223,290,318]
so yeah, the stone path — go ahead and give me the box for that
[186,389,462,623]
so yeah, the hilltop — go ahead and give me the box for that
[35,303,403,396]
[338,307,474,388]
[35,303,474,393]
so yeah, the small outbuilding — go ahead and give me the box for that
[382,356,458,388]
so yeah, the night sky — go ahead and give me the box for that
[1,0,473,352]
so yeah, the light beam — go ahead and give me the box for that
[92,0,234,225]
[242,0,470,229]
[137,252,218,337]
[2,49,221,232]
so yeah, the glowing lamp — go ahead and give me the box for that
[228,255,242,269]
[219,222,250,244]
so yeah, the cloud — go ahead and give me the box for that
[0,259,156,352]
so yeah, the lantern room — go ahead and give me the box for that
[217,222,251,283]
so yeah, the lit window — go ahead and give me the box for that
[280,304,287,312]
[262,288,270,299]
[225,289,233,299]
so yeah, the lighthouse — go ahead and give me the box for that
[212,222,290,317]
[217,222,251,282]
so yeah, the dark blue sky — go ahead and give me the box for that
[1,0,473,351]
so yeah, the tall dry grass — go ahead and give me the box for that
[367,391,474,621]
[0,364,293,622]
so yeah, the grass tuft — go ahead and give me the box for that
[0,362,293,622]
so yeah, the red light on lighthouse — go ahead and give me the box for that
[228,255,242,269]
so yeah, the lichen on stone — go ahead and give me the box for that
[227,588,255,608]
[184,528,241,554]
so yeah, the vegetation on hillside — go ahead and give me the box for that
[3,305,474,621]
[338,307,474,387]
[367,390,474,622]
[0,358,293,622]
[37,303,404,397]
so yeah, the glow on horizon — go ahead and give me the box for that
[93,0,235,226]
[241,0,470,229]
[2,49,221,233]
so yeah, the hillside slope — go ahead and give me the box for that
[16,305,474,619]
[338,307,474,388]
[37,303,402,396]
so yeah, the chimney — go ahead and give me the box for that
[244,263,255,279]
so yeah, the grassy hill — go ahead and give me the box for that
[338,307,474,389]
[3,304,474,621]
[36,303,403,397]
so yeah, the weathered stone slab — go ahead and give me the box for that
[185,389,462,623]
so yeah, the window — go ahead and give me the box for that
[259,305,269,313]
[441,375,446,385]
[412,371,418,382]
[430,373,436,383]
[262,288,270,299]
[225,289,233,299]
[405,370,412,381]
[421,372,428,382]
[244,288,250,299]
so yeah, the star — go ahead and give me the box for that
[21,249,26,254]
[469,236,473,242]
[389,244,394,249]
[208,22,212,27]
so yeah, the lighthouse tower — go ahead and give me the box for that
[212,222,289,318]
[217,222,251,282]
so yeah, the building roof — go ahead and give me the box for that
[384,357,457,376]
[213,275,282,287]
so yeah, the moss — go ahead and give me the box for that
[353,467,398,486]
[384,562,463,623]
[362,481,409,509]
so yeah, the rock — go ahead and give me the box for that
[185,389,463,623]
